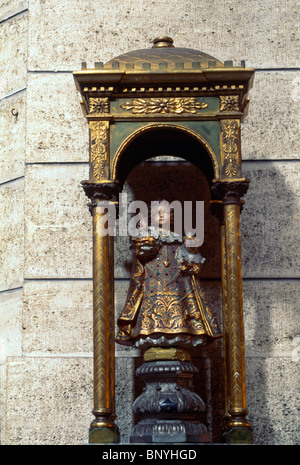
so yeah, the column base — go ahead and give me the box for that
[88,414,120,444]
[223,426,254,444]
[223,413,254,444]
[222,415,254,444]
[88,425,120,444]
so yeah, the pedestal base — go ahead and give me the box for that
[131,419,210,443]
[130,357,209,444]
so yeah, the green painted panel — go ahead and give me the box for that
[110,121,146,164]
[175,120,220,163]
[109,120,220,169]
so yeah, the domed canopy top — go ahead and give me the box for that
[104,37,224,71]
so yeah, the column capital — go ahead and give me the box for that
[81,180,120,212]
[211,178,250,205]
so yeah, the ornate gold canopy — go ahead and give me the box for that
[104,36,225,70]
[74,36,254,187]
[73,37,255,444]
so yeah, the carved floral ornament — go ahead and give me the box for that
[89,121,110,180]
[220,95,240,112]
[89,97,110,114]
[120,97,208,114]
[220,119,241,178]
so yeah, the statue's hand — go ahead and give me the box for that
[182,237,205,269]
[180,259,201,275]
[131,235,161,259]
[183,236,201,254]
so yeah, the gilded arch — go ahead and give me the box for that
[111,122,220,185]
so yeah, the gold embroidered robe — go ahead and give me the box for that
[116,233,222,346]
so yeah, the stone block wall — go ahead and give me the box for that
[0,0,299,445]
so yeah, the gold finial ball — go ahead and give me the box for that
[152,36,174,48]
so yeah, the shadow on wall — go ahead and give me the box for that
[241,161,300,445]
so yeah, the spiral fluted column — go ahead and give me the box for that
[82,181,120,444]
[211,179,253,444]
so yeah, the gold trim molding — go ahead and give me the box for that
[120,97,208,114]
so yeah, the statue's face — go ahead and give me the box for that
[152,206,171,229]
[138,214,148,232]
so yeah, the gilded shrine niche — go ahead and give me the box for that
[73,36,254,444]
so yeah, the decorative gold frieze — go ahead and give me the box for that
[120,97,208,114]
[143,347,191,362]
[81,84,245,96]
[89,97,110,114]
[89,121,110,181]
[220,119,241,178]
[220,95,240,112]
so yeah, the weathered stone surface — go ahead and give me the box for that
[27,0,299,70]
[246,357,300,445]
[0,289,22,358]
[0,289,22,442]
[0,179,24,292]
[5,357,93,444]
[26,73,89,163]
[242,71,300,160]
[243,280,300,356]
[20,278,152,356]
[0,1,27,22]
[21,276,144,355]
[4,355,136,444]
[0,12,28,97]
[241,161,300,278]
[22,281,93,354]
[0,91,26,183]
[24,164,92,279]
[115,357,136,443]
